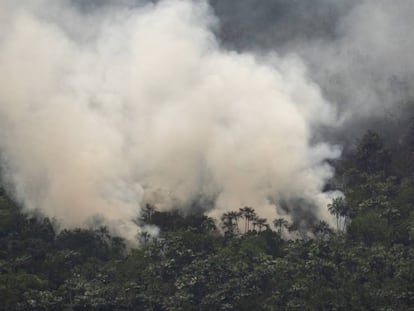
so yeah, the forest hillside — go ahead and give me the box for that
[1,129,413,310]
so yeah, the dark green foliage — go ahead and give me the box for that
[354,130,391,174]
[1,129,414,310]
[348,211,392,245]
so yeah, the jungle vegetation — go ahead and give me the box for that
[1,128,414,310]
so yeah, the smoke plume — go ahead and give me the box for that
[213,0,414,133]
[7,0,399,241]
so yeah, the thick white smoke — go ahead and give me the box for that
[0,0,340,241]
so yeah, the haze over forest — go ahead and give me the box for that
[1,0,413,239]
[0,1,413,310]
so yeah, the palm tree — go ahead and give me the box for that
[253,217,268,232]
[229,211,242,225]
[201,217,217,232]
[328,197,348,231]
[228,211,242,235]
[221,212,238,237]
[273,218,289,234]
[239,206,257,233]
[313,220,333,239]
[140,203,156,223]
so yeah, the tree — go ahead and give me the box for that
[273,218,289,234]
[328,197,349,231]
[228,211,242,227]
[348,211,392,245]
[200,217,217,233]
[239,207,257,233]
[355,130,391,174]
[140,203,156,224]
[221,212,238,237]
[253,217,268,232]
[312,221,333,239]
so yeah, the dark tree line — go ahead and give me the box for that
[0,128,414,310]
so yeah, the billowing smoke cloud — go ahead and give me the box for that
[0,0,343,241]
[213,0,414,137]
[301,0,414,126]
